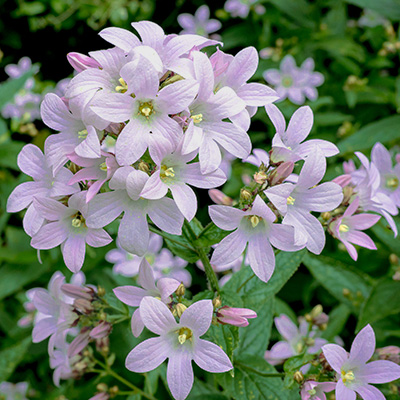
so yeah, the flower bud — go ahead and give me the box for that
[310,305,323,319]
[89,393,109,400]
[293,370,304,383]
[216,306,257,327]
[268,161,294,186]
[254,171,268,185]
[213,296,222,309]
[90,321,112,339]
[321,212,331,221]
[209,189,233,205]
[67,52,100,72]
[109,386,119,396]
[376,346,400,364]
[62,284,94,301]
[332,174,352,188]
[342,186,354,204]
[173,303,187,318]
[74,298,94,314]
[240,189,253,202]
[389,254,399,265]
[138,161,150,174]
[175,283,185,297]
[96,383,108,392]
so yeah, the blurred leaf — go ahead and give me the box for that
[0,141,25,169]
[158,230,198,263]
[322,303,351,341]
[267,0,314,28]
[344,0,400,20]
[0,337,31,381]
[371,217,400,256]
[0,262,49,301]
[283,353,315,373]
[304,253,372,312]
[0,69,36,110]
[337,115,400,154]
[357,279,400,331]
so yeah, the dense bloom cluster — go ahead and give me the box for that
[6,19,399,400]
[263,55,324,104]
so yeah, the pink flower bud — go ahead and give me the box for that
[67,52,100,72]
[216,306,257,327]
[90,393,109,400]
[269,161,294,186]
[208,189,233,206]
[62,283,94,301]
[332,174,352,188]
[377,346,400,363]
[90,321,112,339]
[68,330,90,358]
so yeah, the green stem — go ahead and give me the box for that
[94,360,157,400]
[184,220,220,293]
[198,247,220,293]
[236,273,256,293]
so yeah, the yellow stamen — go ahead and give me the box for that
[386,177,399,189]
[138,101,154,118]
[78,129,88,139]
[178,327,192,345]
[72,217,82,228]
[160,165,175,180]
[287,196,295,205]
[341,370,355,384]
[115,78,128,93]
[308,389,317,396]
[191,113,203,124]
[295,342,304,353]
[339,224,349,233]
[99,162,107,171]
[250,215,260,228]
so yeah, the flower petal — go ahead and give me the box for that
[167,351,194,400]
[193,338,233,372]
[180,300,213,337]
[322,344,348,374]
[348,324,375,367]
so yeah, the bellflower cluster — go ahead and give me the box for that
[224,0,261,19]
[177,5,221,37]
[263,55,324,104]
[7,20,277,273]
[324,142,399,260]
[0,382,29,400]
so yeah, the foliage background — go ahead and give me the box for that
[1,0,400,398]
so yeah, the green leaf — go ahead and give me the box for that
[267,0,315,28]
[229,355,293,400]
[322,303,351,341]
[195,222,230,248]
[303,253,372,312]
[283,353,315,373]
[225,250,306,306]
[0,69,36,110]
[337,115,400,154]
[206,324,239,364]
[237,297,275,356]
[344,0,400,21]
[0,337,31,380]
[357,279,400,331]
[158,230,198,263]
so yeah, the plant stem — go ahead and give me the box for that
[94,359,157,400]
[198,247,220,293]
[236,273,255,293]
[183,220,220,293]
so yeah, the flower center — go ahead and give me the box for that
[287,196,295,205]
[339,224,349,233]
[386,177,399,190]
[71,212,86,228]
[295,341,304,354]
[145,254,155,265]
[308,389,317,396]
[250,215,261,228]
[139,102,154,118]
[160,164,175,181]
[78,129,88,139]
[99,162,108,171]
[191,113,203,124]
[115,78,128,93]
[341,370,355,384]
[282,75,293,88]
[178,327,193,344]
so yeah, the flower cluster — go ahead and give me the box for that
[263,55,324,104]
[325,142,399,260]
[7,21,277,275]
